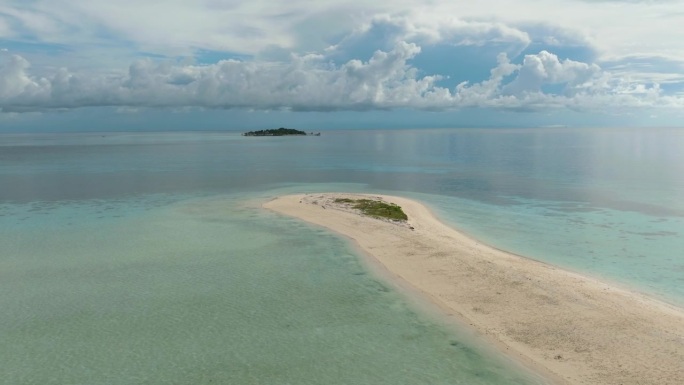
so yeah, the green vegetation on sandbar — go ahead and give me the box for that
[243,127,313,136]
[334,198,408,221]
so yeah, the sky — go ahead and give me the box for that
[1,0,684,131]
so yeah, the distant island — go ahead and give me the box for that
[243,127,320,136]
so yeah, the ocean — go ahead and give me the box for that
[1,128,682,384]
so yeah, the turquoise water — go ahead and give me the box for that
[1,128,683,384]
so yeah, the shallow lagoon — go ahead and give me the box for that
[1,128,682,384]
[1,193,544,384]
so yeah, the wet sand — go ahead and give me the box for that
[263,193,684,385]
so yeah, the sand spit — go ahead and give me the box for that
[263,193,684,385]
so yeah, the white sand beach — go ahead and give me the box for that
[264,193,684,385]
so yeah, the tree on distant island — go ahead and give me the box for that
[243,127,320,136]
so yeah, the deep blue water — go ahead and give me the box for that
[1,128,682,384]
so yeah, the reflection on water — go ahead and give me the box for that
[2,128,682,214]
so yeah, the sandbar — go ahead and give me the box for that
[263,193,684,385]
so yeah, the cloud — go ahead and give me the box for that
[601,55,684,90]
[328,14,531,61]
[0,54,48,103]
[502,50,602,96]
[0,16,11,37]
[0,1,366,58]
[3,1,683,97]
[3,1,683,61]
[456,51,683,110]
[0,43,429,112]
[2,44,682,114]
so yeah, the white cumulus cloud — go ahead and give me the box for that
[2,44,682,113]
[502,50,602,96]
